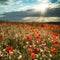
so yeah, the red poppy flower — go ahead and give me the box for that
[51,47,56,52]
[51,32,58,39]
[31,30,34,33]
[35,35,40,41]
[35,31,39,34]
[53,41,58,46]
[29,48,33,52]
[7,46,13,51]
[59,32,60,34]
[34,47,39,52]
[30,53,35,59]
[52,35,57,39]
[26,36,31,41]
[51,32,55,35]
[0,35,3,39]
[38,34,40,36]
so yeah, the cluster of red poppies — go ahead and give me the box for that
[0,22,60,60]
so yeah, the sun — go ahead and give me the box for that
[38,0,49,13]
[34,3,49,14]
[40,4,48,12]
[37,3,48,13]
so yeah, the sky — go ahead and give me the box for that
[0,0,60,22]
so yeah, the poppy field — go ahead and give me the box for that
[0,22,60,60]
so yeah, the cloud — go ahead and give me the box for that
[0,0,22,5]
[0,0,60,22]
[49,0,58,3]
[37,0,58,3]
[48,3,60,8]
[0,0,9,5]
[0,0,59,6]
[6,0,22,5]
[0,0,60,15]
[37,0,49,3]
[0,8,60,20]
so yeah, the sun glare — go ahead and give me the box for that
[37,4,48,13]
[34,0,49,14]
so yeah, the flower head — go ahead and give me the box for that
[29,48,33,52]
[34,47,39,52]
[7,46,13,51]
[0,35,3,39]
[35,35,40,41]
[30,53,35,59]
[53,41,58,46]
[51,47,56,52]
[26,36,31,41]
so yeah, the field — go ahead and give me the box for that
[0,22,60,60]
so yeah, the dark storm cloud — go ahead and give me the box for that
[0,8,60,22]
[0,8,60,18]
[49,0,58,3]
[0,0,8,5]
